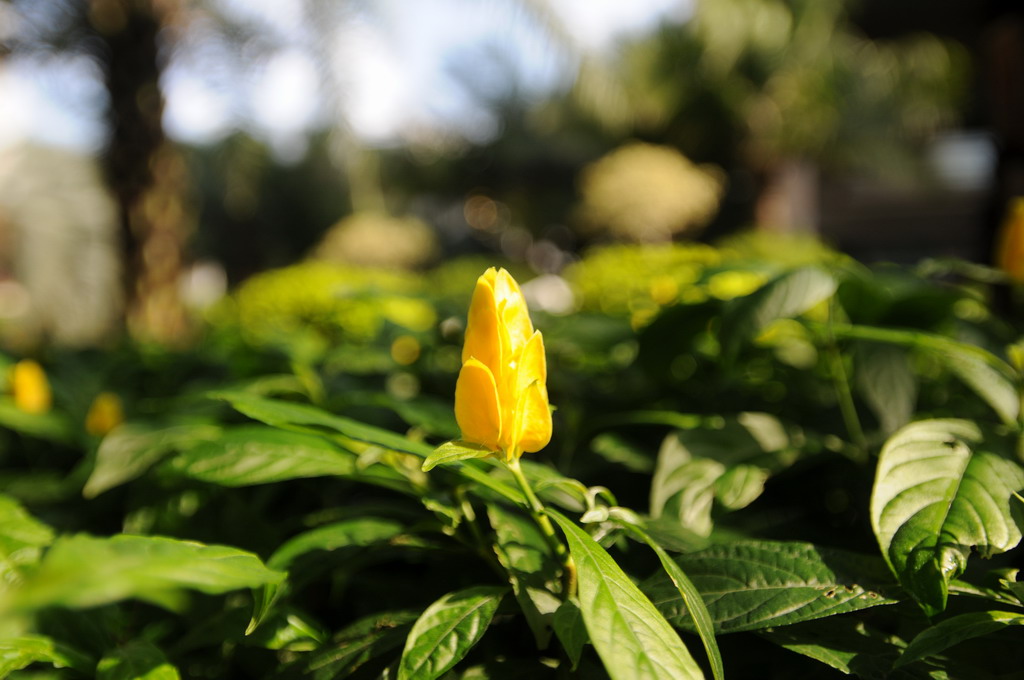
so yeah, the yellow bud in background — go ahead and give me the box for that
[11,360,51,415]
[454,268,552,460]
[390,335,422,366]
[86,391,124,436]
[996,198,1024,283]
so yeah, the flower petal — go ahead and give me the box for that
[462,270,501,371]
[455,358,502,451]
[512,379,552,455]
[494,268,533,351]
[515,331,547,396]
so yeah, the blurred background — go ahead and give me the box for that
[0,0,1021,347]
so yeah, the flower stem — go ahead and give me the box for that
[506,456,577,598]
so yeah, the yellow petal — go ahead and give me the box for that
[511,379,552,455]
[462,271,501,370]
[515,331,547,396]
[454,358,502,451]
[11,360,51,415]
[494,268,533,351]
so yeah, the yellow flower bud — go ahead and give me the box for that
[11,359,51,415]
[455,268,552,460]
[996,198,1024,283]
[86,391,124,436]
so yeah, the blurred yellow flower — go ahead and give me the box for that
[455,268,552,460]
[996,198,1024,283]
[707,270,767,300]
[86,392,124,436]
[11,360,51,415]
[390,335,421,366]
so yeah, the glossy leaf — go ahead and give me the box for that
[165,425,356,486]
[4,534,284,613]
[267,517,405,572]
[644,541,897,633]
[84,423,222,498]
[871,419,1024,615]
[624,524,723,680]
[397,586,507,680]
[96,641,180,680]
[422,441,494,472]
[212,392,433,457]
[548,510,704,680]
[854,343,917,435]
[895,610,1024,669]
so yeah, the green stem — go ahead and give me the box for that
[506,456,577,598]
[824,302,868,459]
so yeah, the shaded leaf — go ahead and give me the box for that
[398,586,507,680]
[855,343,917,435]
[759,617,909,678]
[304,611,417,680]
[895,610,1024,669]
[871,419,1024,615]
[96,641,179,680]
[644,541,897,633]
[0,398,73,443]
[0,494,54,582]
[552,599,587,671]
[487,503,560,648]
[548,510,703,680]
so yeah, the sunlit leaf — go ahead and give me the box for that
[165,425,356,486]
[871,419,1024,615]
[397,586,507,680]
[548,510,703,680]
[624,524,723,680]
[422,441,493,471]
[0,635,92,676]
[644,541,897,633]
[4,534,284,613]
[84,423,222,498]
[0,494,54,581]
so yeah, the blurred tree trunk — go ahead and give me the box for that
[89,0,191,344]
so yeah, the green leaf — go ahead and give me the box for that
[722,267,837,353]
[552,599,587,671]
[303,611,418,680]
[0,635,92,677]
[397,586,507,680]
[650,413,794,536]
[643,541,897,633]
[895,611,1024,669]
[267,517,406,572]
[871,419,1024,615]
[623,524,723,680]
[0,495,54,581]
[854,343,917,435]
[248,517,406,634]
[0,398,73,443]
[84,423,222,498]
[547,510,704,680]
[212,392,432,457]
[590,434,655,473]
[165,425,356,486]
[825,324,1020,427]
[758,617,908,678]
[96,641,180,680]
[422,441,493,472]
[487,504,561,648]
[3,534,284,613]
